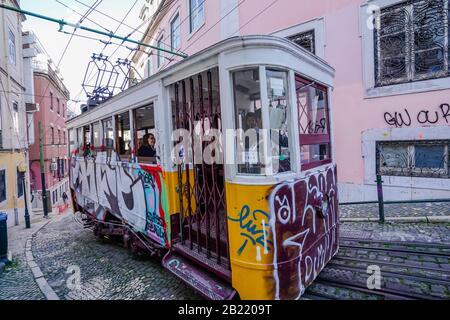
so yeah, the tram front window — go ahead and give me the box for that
[134,104,157,164]
[266,69,290,173]
[232,68,264,175]
[115,112,132,161]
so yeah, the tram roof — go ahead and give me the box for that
[67,35,335,127]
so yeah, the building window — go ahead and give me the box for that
[287,30,315,54]
[377,140,450,178]
[171,13,181,51]
[12,101,19,133]
[157,35,164,68]
[58,129,61,145]
[296,75,332,170]
[17,168,24,198]
[189,0,205,33]
[50,92,54,110]
[0,169,6,203]
[57,98,60,115]
[63,131,66,145]
[374,0,450,87]
[8,28,16,65]
[51,127,55,144]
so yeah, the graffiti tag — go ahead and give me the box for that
[384,103,450,128]
[228,205,273,257]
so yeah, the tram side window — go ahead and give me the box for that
[232,68,264,175]
[102,118,114,150]
[93,122,101,153]
[115,112,132,161]
[76,127,83,154]
[134,104,157,164]
[68,129,75,155]
[83,125,92,157]
[266,69,291,173]
[296,75,331,170]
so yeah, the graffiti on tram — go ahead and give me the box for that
[70,152,170,248]
[269,164,339,300]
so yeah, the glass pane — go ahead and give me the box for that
[233,68,264,175]
[93,122,101,148]
[380,145,409,168]
[102,118,114,149]
[135,104,157,164]
[297,84,328,135]
[116,112,131,159]
[300,144,330,166]
[415,145,445,169]
[376,5,409,86]
[266,69,290,173]
[288,30,315,54]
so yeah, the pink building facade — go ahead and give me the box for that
[29,56,70,211]
[133,0,450,202]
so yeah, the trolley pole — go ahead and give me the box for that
[39,122,49,218]
[376,174,385,224]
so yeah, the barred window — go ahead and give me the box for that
[287,30,315,54]
[377,140,450,178]
[374,0,450,87]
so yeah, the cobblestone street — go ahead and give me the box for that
[1,206,449,300]
[340,202,450,220]
[31,213,201,300]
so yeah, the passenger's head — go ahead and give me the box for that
[245,112,257,129]
[143,133,156,147]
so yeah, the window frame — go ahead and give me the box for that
[373,0,450,87]
[189,0,205,34]
[170,12,181,51]
[8,27,16,65]
[0,169,5,204]
[377,140,450,178]
[296,75,333,171]
[157,35,164,69]
[231,65,297,177]
[361,0,450,98]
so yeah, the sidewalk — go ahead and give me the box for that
[0,205,71,300]
[340,201,450,222]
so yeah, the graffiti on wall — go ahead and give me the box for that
[384,103,450,128]
[269,164,339,300]
[70,152,170,247]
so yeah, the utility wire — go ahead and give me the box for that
[55,0,111,33]
[40,0,104,142]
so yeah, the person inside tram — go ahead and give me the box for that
[137,133,157,163]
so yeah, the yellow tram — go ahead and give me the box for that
[67,36,339,300]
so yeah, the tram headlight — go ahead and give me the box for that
[315,192,330,218]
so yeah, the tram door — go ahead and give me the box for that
[171,68,230,272]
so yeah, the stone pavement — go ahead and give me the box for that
[340,202,450,220]
[31,213,201,300]
[0,208,64,300]
[1,204,449,300]
[340,221,450,243]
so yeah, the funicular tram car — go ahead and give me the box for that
[67,36,339,300]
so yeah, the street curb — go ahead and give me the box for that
[25,219,60,301]
[341,215,450,223]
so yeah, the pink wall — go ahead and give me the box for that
[29,73,69,191]
[137,0,449,197]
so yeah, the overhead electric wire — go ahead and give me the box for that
[55,0,112,33]
[73,0,183,54]
[38,0,104,141]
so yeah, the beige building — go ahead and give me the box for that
[0,0,36,227]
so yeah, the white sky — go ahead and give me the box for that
[22,0,147,115]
